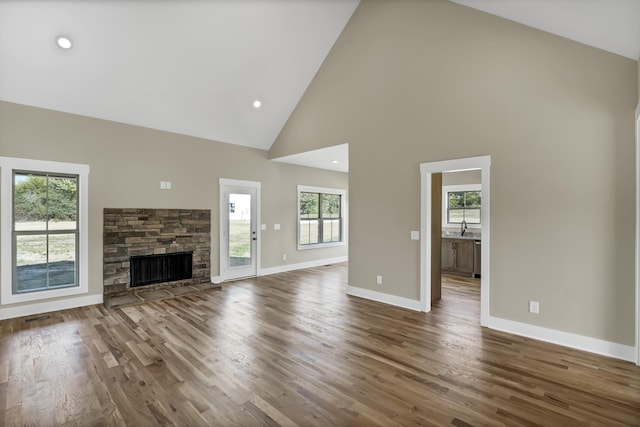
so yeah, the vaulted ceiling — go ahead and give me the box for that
[0,0,360,151]
[1,0,638,172]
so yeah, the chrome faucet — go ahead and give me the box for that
[461,219,468,236]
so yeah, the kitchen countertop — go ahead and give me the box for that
[441,230,481,240]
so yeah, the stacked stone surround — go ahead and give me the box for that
[103,208,211,298]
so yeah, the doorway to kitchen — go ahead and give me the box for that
[439,170,482,318]
[219,179,260,281]
[420,156,491,326]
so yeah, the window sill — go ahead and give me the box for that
[1,283,88,305]
[297,241,345,251]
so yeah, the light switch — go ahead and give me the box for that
[261,224,267,231]
[166,181,171,189]
[411,230,420,240]
[160,181,166,189]
[274,224,280,230]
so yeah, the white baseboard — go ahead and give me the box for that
[346,286,422,311]
[212,276,223,284]
[258,256,348,277]
[338,288,635,362]
[213,261,636,364]
[487,316,636,363]
[0,294,103,321]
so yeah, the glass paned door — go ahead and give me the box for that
[229,193,252,267]
[221,182,258,280]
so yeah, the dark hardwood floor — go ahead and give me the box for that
[1,263,639,426]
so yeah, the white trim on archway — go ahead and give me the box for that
[420,156,491,326]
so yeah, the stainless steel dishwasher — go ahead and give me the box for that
[473,240,481,278]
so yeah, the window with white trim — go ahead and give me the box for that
[13,171,79,293]
[297,185,346,249]
[1,157,89,305]
[442,184,481,228]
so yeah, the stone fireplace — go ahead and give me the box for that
[103,208,211,299]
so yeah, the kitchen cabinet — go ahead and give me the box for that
[441,239,455,270]
[442,238,475,276]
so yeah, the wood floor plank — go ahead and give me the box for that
[1,264,639,426]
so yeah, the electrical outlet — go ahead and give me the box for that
[529,300,540,314]
[283,254,287,261]
[376,275,383,285]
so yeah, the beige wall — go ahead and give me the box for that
[442,170,481,186]
[271,0,638,345]
[0,101,348,309]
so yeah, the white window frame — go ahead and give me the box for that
[0,157,89,304]
[442,184,482,229]
[297,185,346,250]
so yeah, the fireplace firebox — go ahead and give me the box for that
[130,251,193,288]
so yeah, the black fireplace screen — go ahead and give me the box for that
[130,251,193,287]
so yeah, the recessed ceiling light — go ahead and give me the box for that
[253,99,262,109]
[331,160,339,164]
[56,35,72,50]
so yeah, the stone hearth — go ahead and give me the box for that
[103,208,212,300]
